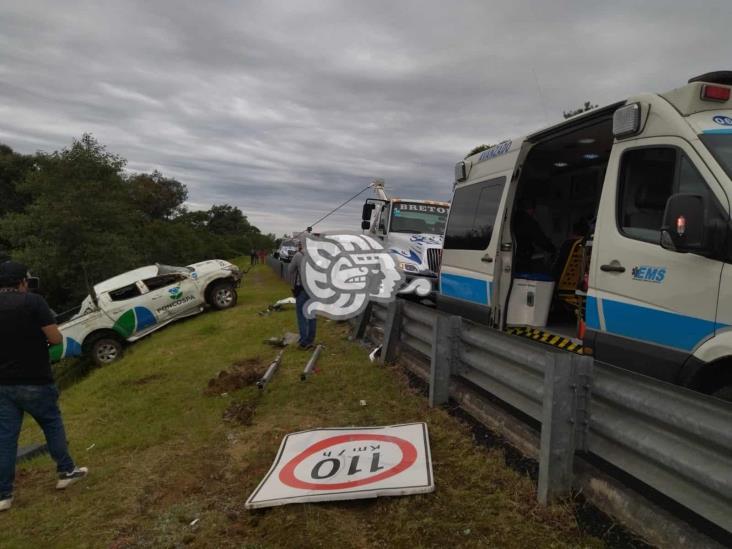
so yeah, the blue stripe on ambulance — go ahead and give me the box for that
[585,296,600,330]
[440,273,491,305]
[588,297,720,352]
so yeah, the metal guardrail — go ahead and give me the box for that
[361,297,732,536]
[266,259,732,535]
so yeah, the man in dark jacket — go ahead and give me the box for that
[288,242,316,349]
[0,261,87,512]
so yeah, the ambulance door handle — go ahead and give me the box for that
[600,261,625,273]
[481,254,493,263]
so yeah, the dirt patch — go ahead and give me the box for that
[223,400,257,425]
[204,358,264,395]
[125,373,165,386]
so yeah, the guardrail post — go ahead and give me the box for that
[380,299,403,364]
[429,315,462,407]
[538,352,593,504]
[353,302,372,341]
[538,353,575,504]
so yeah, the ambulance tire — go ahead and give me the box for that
[90,336,123,366]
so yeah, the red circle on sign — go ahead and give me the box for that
[279,434,417,490]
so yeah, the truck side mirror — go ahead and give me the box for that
[660,193,708,253]
[362,203,375,221]
[361,220,371,230]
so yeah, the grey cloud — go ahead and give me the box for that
[1,0,731,235]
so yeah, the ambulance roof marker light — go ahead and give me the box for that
[613,103,641,138]
[701,84,731,102]
[455,161,467,182]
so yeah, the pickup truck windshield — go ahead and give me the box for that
[700,134,732,180]
[390,202,448,234]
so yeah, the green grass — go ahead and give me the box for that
[3,260,602,548]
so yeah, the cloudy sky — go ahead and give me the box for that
[1,1,730,236]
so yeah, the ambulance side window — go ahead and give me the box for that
[617,148,715,244]
[445,176,506,250]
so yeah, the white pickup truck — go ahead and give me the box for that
[50,260,242,365]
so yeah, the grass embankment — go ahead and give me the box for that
[4,261,601,548]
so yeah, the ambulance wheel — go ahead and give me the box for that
[209,281,238,310]
[91,337,123,366]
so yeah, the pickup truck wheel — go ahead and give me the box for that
[210,281,238,310]
[92,337,123,366]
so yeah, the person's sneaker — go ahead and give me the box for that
[56,467,88,490]
[0,496,12,512]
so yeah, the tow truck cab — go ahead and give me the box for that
[361,197,450,290]
[438,71,732,400]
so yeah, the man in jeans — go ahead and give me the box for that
[288,241,316,349]
[0,261,87,512]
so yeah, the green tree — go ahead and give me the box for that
[563,101,598,119]
[0,134,143,309]
[207,204,251,235]
[0,144,35,217]
[127,170,188,220]
[465,144,493,159]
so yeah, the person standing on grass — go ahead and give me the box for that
[0,261,88,512]
[250,248,258,266]
[288,241,316,350]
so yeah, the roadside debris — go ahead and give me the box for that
[258,297,296,316]
[86,443,96,451]
[301,344,324,381]
[257,349,286,390]
[264,332,300,347]
[223,400,256,425]
[369,345,382,362]
[204,358,265,395]
[245,423,434,509]
[359,400,367,406]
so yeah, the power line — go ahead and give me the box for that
[295,183,373,238]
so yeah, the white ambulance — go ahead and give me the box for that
[438,71,732,400]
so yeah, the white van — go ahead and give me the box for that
[438,71,732,400]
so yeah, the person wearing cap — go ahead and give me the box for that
[0,261,88,512]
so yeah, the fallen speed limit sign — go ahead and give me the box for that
[245,423,434,509]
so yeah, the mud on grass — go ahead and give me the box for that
[223,400,257,426]
[204,357,265,395]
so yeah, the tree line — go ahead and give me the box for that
[0,134,276,312]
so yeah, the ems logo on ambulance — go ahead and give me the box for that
[631,265,666,283]
[245,423,434,509]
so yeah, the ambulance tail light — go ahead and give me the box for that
[613,103,641,138]
[701,84,731,102]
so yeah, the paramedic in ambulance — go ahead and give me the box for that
[513,196,556,273]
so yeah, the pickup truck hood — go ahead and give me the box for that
[188,259,238,275]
